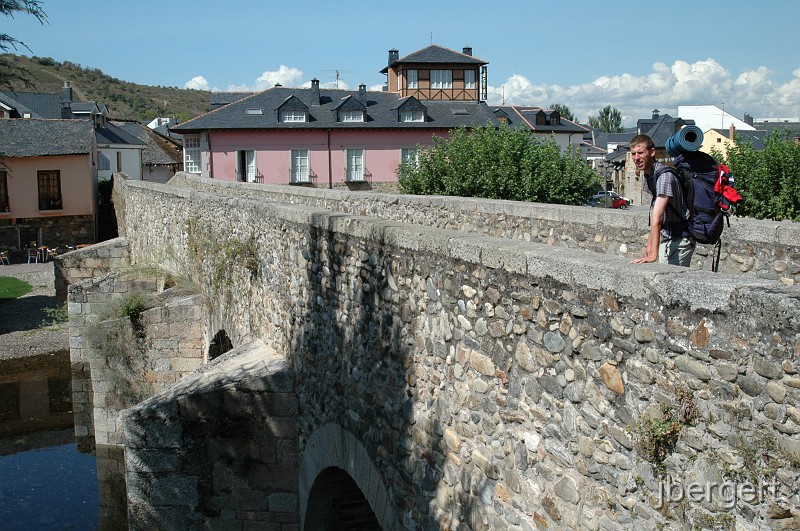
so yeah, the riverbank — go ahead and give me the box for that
[0,262,69,361]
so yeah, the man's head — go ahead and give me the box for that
[630,134,656,175]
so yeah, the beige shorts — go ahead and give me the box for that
[659,237,696,267]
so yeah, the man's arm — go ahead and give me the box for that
[633,195,669,264]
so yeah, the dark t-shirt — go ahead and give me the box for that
[644,162,691,240]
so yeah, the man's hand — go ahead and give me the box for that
[632,195,669,265]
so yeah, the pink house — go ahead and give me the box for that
[0,119,98,253]
[173,45,499,189]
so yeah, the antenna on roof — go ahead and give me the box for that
[430,32,433,44]
[321,69,353,89]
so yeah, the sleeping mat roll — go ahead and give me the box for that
[665,125,704,156]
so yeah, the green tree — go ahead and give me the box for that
[550,103,576,122]
[0,1,47,88]
[720,130,800,221]
[397,124,601,205]
[587,105,623,133]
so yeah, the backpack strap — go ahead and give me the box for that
[652,165,690,232]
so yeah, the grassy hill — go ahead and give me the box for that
[1,54,211,122]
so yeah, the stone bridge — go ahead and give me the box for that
[58,174,800,530]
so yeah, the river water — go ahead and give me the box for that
[0,350,127,530]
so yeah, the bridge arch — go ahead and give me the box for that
[299,423,398,531]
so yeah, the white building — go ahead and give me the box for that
[678,105,755,132]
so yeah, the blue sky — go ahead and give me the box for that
[8,0,800,126]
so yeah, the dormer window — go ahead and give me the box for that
[394,96,427,123]
[400,110,425,123]
[431,70,453,89]
[277,95,310,123]
[340,110,364,123]
[281,110,306,123]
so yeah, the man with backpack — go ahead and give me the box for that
[630,134,696,267]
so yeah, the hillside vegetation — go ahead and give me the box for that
[1,54,210,122]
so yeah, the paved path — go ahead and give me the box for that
[0,262,69,360]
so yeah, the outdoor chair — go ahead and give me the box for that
[27,247,39,263]
[0,250,9,265]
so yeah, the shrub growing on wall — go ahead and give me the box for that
[397,124,602,205]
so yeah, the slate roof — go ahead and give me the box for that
[752,121,800,137]
[380,45,487,73]
[0,90,62,118]
[0,90,108,119]
[95,122,146,146]
[491,106,588,134]
[637,114,696,148]
[210,92,256,111]
[116,121,182,166]
[173,85,500,133]
[711,128,767,150]
[153,124,184,146]
[0,119,95,157]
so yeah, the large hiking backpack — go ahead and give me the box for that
[654,151,744,270]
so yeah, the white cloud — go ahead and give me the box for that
[184,75,210,91]
[226,65,305,92]
[487,59,800,125]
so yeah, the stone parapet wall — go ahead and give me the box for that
[54,237,132,302]
[109,177,800,530]
[169,172,800,283]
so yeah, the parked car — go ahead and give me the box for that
[587,191,630,209]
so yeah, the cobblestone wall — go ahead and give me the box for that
[103,177,800,530]
[169,172,800,283]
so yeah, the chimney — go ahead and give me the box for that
[729,124,735,140]
[358,84,367,103]
[311,78,320,104]
[463,46,473,56]
[61,81,73,110]
[388,49,399,67]
[652,109,660,119]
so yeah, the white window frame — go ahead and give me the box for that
[281,110,306,123]
[431,70,453,89]
[239,149,257,182]
[401,148,419,167]
[464,69,476,89]
[406,69,418,89]
[340,110,364,123]
[184,136,202,174]
[400,110,425,123]
[98,152,111,171]
[291,149,310,183]
[345,148,364,182]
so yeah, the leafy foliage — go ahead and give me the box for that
[550,103,576,122]
[718,130,800,221]
[587,105,624,133]
[397,124,602,205]
[0,0,46,88]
